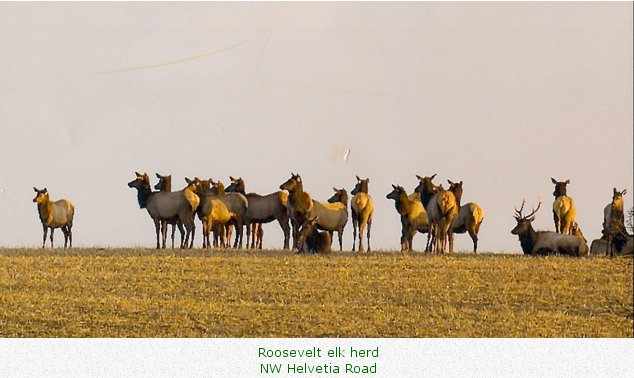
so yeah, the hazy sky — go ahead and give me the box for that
[0,2,631,252]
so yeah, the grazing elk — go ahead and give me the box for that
[128,172,198,249]
[447,180,484,253]
[296,217,331,254]
[154,173,185,248]
[386,184,429,252]
[350,176,374,252]
[511,198,588,256]
[279,173,313,250]
[210,179,248,249]
[321,187,349,251]
[226,176,291,250]
[551,178,576,234]
[33,187,75,248]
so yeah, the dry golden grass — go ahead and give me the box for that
[0,248,631,337]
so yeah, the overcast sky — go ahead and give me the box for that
[0,2,631,252]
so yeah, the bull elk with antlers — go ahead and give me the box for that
[511,198,588,256]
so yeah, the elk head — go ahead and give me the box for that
[297,217,319,251]
[386,184,406,200]
[328,187,348,204]
[511,198,542,235]
[226,177,245,193]
[32,187,49,204]
[154,173,171,191]
[280,173,302,192]
[551,178,570,197]
[128,172,150,190]
[351,176,369,195]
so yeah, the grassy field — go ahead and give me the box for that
[0,248,631,337]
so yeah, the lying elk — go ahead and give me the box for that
[279,173,313,250]
[128,172,198,249]
[447,180,484,253]
[210,179,248,249]
[33,187,75,248]
[386,184,429,252]
[226,176,290,250]
[551,178,576,234]
[154,173,185,248]
[350,176,374,252]
[511,198,588,256]
[297,217,331,254]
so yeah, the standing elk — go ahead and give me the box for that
[414,174,441,252]
[551,178,576,234]
[386,184,429,253]
[350,176,374,252]
[127,172,198,249]
[226,176,290,250]
[296,217,332,254]
[511,198,588,256]
[33,187,75,248]
[210,179,248,249]
[601,188,628,256]
[447,180,484,253]
[425,184,458,254]
[321,187,349,251]
[154,173,185,249]
[279,173,314,250]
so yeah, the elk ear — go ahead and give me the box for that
[356,175,361,181]
[447,179,454,185]
[551,178,557,184]
[613,187,618,195]
[623,189,627,196]
[416,175,423,181]
[527,216,535,222]
[229,176,236,181]
[33,187,39,192]
[392,184,397,189]
[43,188,47,193]
[431,174,437,180]
[296,176,302,183]
[135,171,142,177]
[333,187,338,192]
[565,179,570,184]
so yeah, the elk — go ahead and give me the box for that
[511,198,588,256]
[194,178,241,249]
[296,217,331,254]
[226,176,290,250]
[279,173,313,250]
[447,180,484,253]
[425,185,458,254]
[414,174,441,252]
[386,184,429,253]
[350,176,374,252]
[602,188,628,256]
[127,172,198,249]
[210,179,248,249]
[32,187,75,248]
[551,178,576,234]
[321,187,349,251]
[154,173,185,249]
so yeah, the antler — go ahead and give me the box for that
[515,198,526,217]
[524,196,542,219]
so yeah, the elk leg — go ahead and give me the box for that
[160,221,168,249]
[61,227,69,248]
[257,224,264,249]
[469,227,478,253]
[352,213,358,251]
[42,226,48,248]
[50,228,54,248]
[279,218,291,250]
[357,220,364,253]
[366,217,372,253]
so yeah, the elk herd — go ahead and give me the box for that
[28,173,632,257]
